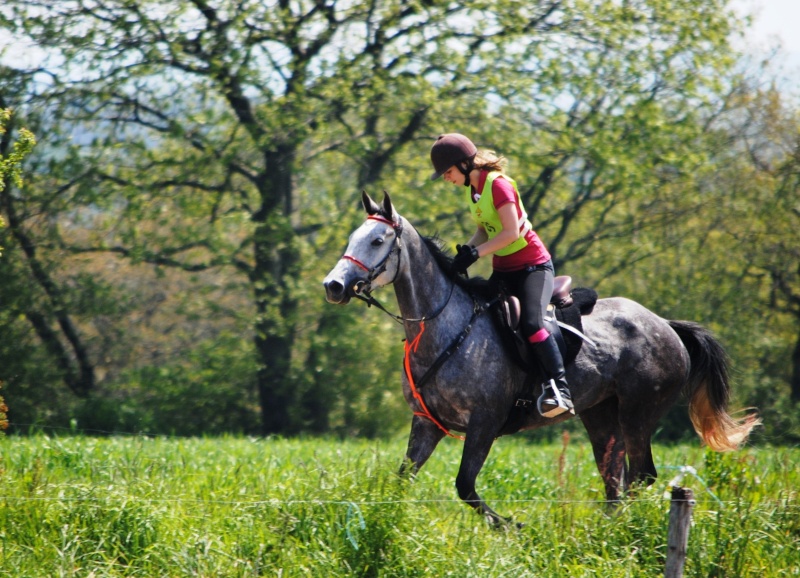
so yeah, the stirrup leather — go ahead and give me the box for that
[537,379,575,418]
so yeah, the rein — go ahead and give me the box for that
[354,284,457,325]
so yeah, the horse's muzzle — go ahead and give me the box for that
[323,277,352,304]
[323,262,367,304]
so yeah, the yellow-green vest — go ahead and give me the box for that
[465,171,533,257]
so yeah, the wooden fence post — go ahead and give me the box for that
[665,486,695,578]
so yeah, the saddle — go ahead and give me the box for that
[499,275,574,332]
[492,275,597,371]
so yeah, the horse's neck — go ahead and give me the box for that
[392,232,469,335]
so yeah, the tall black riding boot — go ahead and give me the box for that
[531,334,575,418]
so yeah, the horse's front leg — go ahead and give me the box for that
[399,415,446,478]
[455,411,510,528]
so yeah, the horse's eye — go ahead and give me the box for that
[371,238,384,247]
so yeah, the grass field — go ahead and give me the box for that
[0,433,798,577]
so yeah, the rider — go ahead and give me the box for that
[429,133,574,418]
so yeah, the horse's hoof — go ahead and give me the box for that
[486,515,523,531]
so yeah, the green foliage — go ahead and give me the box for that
[0,108,36,195]
[0,382,7,436]
[0,109,37,437]
[0,0,798,441]
[0,436,798,576]
[68,333,263,436]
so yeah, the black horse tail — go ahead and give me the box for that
[668,320,760,451]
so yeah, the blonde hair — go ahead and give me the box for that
[473,149,508,174]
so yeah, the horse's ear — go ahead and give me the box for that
[362,190,381,215]
[381,191,397,221]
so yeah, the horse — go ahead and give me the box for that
[323,191,759,526]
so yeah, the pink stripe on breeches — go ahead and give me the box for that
[527,328,550,344]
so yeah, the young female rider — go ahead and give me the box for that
[430,133,574,418]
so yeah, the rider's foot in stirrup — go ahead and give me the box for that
[537,379,575,418]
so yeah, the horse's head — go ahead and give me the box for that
[323,191,404,304]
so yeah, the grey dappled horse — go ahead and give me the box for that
[323,192,758,526]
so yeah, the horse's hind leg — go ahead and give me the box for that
[579,396,628,504]
[618,396,671,488]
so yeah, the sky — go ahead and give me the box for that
[736,0,800,53]
[734,0,800,89]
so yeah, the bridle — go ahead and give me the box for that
[342,214,455,324]
[342,215,403,297]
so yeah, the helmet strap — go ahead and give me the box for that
[459,158,474,187]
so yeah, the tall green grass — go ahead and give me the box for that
[0,434,798,577]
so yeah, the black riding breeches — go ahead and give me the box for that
[490,260,554,340]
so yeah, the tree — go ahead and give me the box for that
[0,0,585,434]
[2,0,783,437]
[0,106,36,434]
[716,84,800,403]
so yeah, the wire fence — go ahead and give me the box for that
[3,422,796,513]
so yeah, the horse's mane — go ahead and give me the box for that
[369,202,494,298]
[420,235,494,298]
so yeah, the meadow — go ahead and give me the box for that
[0,432,798,577]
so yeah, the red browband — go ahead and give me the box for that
[341,215,400,271]
[368,215,396,226]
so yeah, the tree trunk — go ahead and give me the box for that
[252,223,300,435]
[252,145,300,435]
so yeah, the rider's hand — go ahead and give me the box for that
[452,244,479,275]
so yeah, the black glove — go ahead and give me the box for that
[452,244,479,275]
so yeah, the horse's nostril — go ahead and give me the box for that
[325,280,344,296]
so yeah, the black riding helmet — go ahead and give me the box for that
[430,133,477,185]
